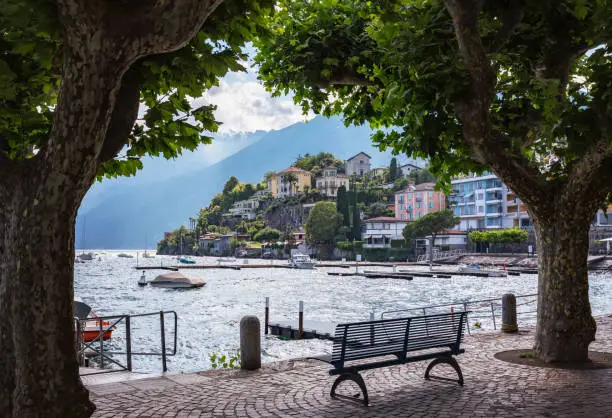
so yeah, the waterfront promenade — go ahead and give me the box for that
[89,315,612,417]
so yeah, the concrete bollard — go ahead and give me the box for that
[240,315,261,370]
[501,293,518,333]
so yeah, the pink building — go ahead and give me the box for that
[394,183,446,221]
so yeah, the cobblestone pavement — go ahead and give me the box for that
[90,316,612,417]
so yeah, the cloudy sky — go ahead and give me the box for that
[192,53,313,134]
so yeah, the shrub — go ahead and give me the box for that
[336,241,354,251]
[469,228,528,244]
[254,227,281,242]
[390,239,407,248]
[353,240,363,250]
[209,348,241,369]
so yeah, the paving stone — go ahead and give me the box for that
[90,316,612,417]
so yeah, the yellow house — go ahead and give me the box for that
[268,167,312,198]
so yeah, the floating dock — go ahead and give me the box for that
[328,271,414,280]
[267,319,336,341]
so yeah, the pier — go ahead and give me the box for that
[264,298,338,341]
[328,271,414,280]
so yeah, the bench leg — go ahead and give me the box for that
[330,372,369,406]
[424,356,464,386]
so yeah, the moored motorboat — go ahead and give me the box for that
[73,298,114,342]
[118,253,134,258]
[150,272,206,289]
[288,251,315,269]
[179,257,196,264]
[77,252,94,261]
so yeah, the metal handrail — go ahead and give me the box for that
[380,293,538,334]
[76,310,177,374]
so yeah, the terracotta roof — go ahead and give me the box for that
[364,217,408,223]
[394,184,416,194]
[413,182,437,191]
[278,166,311,175]
[437,229,466,235]
[346,152,372,161]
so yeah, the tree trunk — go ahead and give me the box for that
[533,216,596,362]
[0,166,95,418]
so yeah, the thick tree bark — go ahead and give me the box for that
[532,213,596,362]
[0,163,94,417]
[0,0,226,416]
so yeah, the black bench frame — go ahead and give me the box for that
[326,311,468,406]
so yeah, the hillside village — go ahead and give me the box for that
[158,151,612,260]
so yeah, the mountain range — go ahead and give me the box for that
[77,116,421,249]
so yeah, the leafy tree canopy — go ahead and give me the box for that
[255,0,612,200]
[254,227,281,242]
[403,209,459,241]
[223,176,240,194]
[1,0,273,178]
[294,152,345,177]
[306,201,340,242]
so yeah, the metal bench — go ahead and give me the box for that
[326,311,468,406]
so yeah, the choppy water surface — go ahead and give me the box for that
[75,251,612,373]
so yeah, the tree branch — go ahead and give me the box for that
[488,1,525,51]
[98,67,143,164]
[109,0,227,57]
[444,0,549,211]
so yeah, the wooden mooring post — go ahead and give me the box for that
[298,301,304,339]
[264,297,269,335]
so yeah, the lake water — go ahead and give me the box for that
[75,250,612,374]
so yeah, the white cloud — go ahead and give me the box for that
[191,76,314,134]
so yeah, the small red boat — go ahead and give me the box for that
[74,298,114,342]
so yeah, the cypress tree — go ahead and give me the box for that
[389,157,398,182]
[352,186,361,240]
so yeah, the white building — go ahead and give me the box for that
[226,198,260,220]
[400,163,421,177]
[362,217,408,248]
[345,152,371,177]
[315,167,349,198]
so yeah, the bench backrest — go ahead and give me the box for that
[330,312,467,368]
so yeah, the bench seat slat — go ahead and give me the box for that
[329,312,468,371]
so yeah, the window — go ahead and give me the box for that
[428,192,433,198]
[416,203,421,209]
[409,213,413,220]
[400,204,404,210]
[478,206,484,213]
[428,202,434,209]
[400,214,405,220]
[407,193,413,200]
[408,205,412,210]
[417,212,422,218]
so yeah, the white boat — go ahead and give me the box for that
[458,264,507,277]
[150,272,206,289]
[289,251,315,269]
[216,257,236,263]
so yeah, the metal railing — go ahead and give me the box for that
[76,310,177,375]
[417,248,466,262]
[380,293,538,334]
